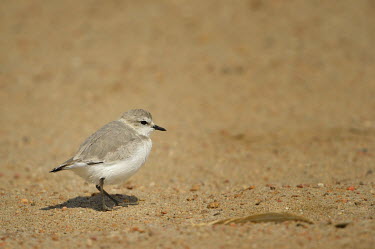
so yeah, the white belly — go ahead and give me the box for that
[72,140,152,185]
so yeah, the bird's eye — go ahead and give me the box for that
[140,121,148,125]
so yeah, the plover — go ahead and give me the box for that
[50,109,166,211]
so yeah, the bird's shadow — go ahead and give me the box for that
[41,194,139,211]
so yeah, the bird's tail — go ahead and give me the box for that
[50,166,65,173]
[50,159,103,173]
[50,157,75,173]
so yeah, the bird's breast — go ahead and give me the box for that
[135,138,152,165]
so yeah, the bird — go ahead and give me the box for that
[50,109,166,211]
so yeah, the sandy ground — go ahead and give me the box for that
[1,1,374,248]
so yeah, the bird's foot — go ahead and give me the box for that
[116,202,129,208]
[102,204,113,212]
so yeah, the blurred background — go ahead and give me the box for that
[1,0,374,187]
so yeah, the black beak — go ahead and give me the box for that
[153,125,166,131]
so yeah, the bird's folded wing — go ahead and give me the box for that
[73,120,141,162]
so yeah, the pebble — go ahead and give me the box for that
[20,198,28,204]
[207,202,220,209]
[335,222,350,228]
[190,184,200,191]
[130,227,145,233]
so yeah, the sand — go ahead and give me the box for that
[0,1,374,248]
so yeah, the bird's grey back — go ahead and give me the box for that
[73,120,148,162]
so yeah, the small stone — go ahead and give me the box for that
[190,184,200,191]
[336,199,348,203]
[20,199,28,204]
[207,202,220,209]
[126,185,134,190]
[62,206,68,211]
[266,184,275,190]
[130,227,145,233]
[317,183,324,187]
[347,186,356,191]
[335,222,350,228]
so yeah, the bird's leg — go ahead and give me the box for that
[96,181,119,206]
[97,178,115,211]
